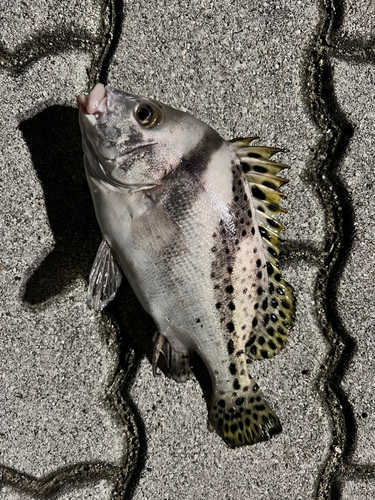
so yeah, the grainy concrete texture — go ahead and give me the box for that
[0,1,374,499]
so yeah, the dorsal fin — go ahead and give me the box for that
[230,137,295,360]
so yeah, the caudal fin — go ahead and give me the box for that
[210,383,281,448]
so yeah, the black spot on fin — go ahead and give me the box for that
[87,239,122,312]
[230,137,289,219]
[210,382,282,448]
[230,137,295,359]
[245,262,295,360]
[152,333,191,383]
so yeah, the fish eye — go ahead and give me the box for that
[135,104,159,128]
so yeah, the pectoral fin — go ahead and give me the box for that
[87,239,122,312]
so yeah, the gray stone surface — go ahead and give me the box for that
[333,59,375,466]
[0,479,114,500]
[0,0,102,49]
[0,0,374,499]
[332,0,375,42]
[341,478,375,500]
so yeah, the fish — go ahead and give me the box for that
[77,83,295,448]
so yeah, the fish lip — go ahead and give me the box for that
[77,85,138,117]
[77,83,107,116]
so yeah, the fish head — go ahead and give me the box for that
[78,83,214,191]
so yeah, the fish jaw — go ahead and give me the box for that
[78,82,107,116]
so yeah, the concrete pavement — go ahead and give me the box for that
[0,1,374,498]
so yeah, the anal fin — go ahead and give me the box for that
[87,239,122,312]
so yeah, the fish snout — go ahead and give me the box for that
[77,83,107,119]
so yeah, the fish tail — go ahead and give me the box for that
[209,383,281,448]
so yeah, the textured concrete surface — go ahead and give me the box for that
[0,0,374,499]
[333,59,375,467]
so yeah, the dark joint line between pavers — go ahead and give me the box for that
[326,42,375,64]
[279,240,327,267]
[344,463,375,479]
[102,312,147,500]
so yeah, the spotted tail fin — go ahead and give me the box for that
[210,382,281,448]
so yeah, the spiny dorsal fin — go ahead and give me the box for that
[229,136,260,147]
[241,157,289,176]
[230,137,295,360]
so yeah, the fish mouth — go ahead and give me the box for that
[77,83,107,118]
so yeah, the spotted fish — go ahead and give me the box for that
[78,83,295,448]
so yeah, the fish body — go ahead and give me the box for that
[78,84,295,447]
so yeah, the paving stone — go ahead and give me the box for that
[333,59,375,466]
[0,0,103,50]
[0,479,114,500]
[332,0,375,42]
[341,477,375,500]
[0,488,33,500]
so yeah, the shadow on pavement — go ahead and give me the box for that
[19,105,152,499]
[19,105,100,304]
